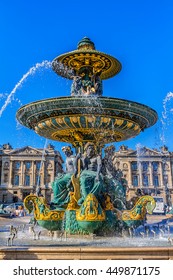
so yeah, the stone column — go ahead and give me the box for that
[0,163,3,185]
[159,162,164,187]
[128,162,132,187]
[167,162,172,188]
[33,161,36,186]
[149,162,153,186]
[138,162,143,186]
[20,161,24,186]
[9,161,13,186]
[31,161,34,186]
[41,161,45,187]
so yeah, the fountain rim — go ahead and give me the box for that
[16,96,158,148]
[16,96,158,137]
[52,49,122,80]
[16,96,158,116]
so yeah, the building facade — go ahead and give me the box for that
[0,143,63,204]
[0,143,173,206]
[112,144,173,206]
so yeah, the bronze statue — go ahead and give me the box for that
[77,142,104,205]
[51,146,76,208]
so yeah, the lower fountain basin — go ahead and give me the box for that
[1,216,173,260]
[77,221,102,233]
[37,220,63,231]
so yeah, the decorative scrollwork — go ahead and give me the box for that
[24,195,65,221]
[76,193,106,222]
[122,195,156,221]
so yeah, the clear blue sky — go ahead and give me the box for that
[1,0,173,152]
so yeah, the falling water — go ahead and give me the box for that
[0,60,52,117]
[160,91,173,144]
[36,139,48,195]
[136,143,143,165]
[162,92,173,122]
[0,93,8,99]
[52,60,74,79]
[135,143,144,191]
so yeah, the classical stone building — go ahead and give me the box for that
[0,143,63,204]
[112,144,173,206]
[0,142,173,206]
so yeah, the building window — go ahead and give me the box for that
[123,163,128,170]
[14,175,19,185]
[152,162,159,172]
[36,161,41,170]
[25,175,30,186]
[14,161,21,169]
[132,175,138,187]
[25,162,31,169]
[3,162,9,170]
[163,175,168,185]
[4,174,8,183]
[2,194,7,203]
[142,162,149,171]
[35,175,41,186]
[143,175,149,186]
[46,174,51,184]
[153,175,159,187]
[131,162,138,171]
[23,191,30,199]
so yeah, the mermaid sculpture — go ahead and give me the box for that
[102,145,127,210]
[51,146,76,209]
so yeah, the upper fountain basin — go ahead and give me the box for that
[52,37,122,80]
[16,96,158,147]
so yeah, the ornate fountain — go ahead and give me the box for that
[16,37,157,234]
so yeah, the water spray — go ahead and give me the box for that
[0,60,52,117]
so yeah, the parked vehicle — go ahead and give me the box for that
[0,204,11,218]
[152,196,165,214]
[3,203,25,217]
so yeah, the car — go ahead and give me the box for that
[152,196,165,215]
[3,203,25,217]
[3,203,16,213]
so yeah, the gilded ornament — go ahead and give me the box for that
[24,195,65,221]
[122,195,156,221]
[76,194,106,222]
